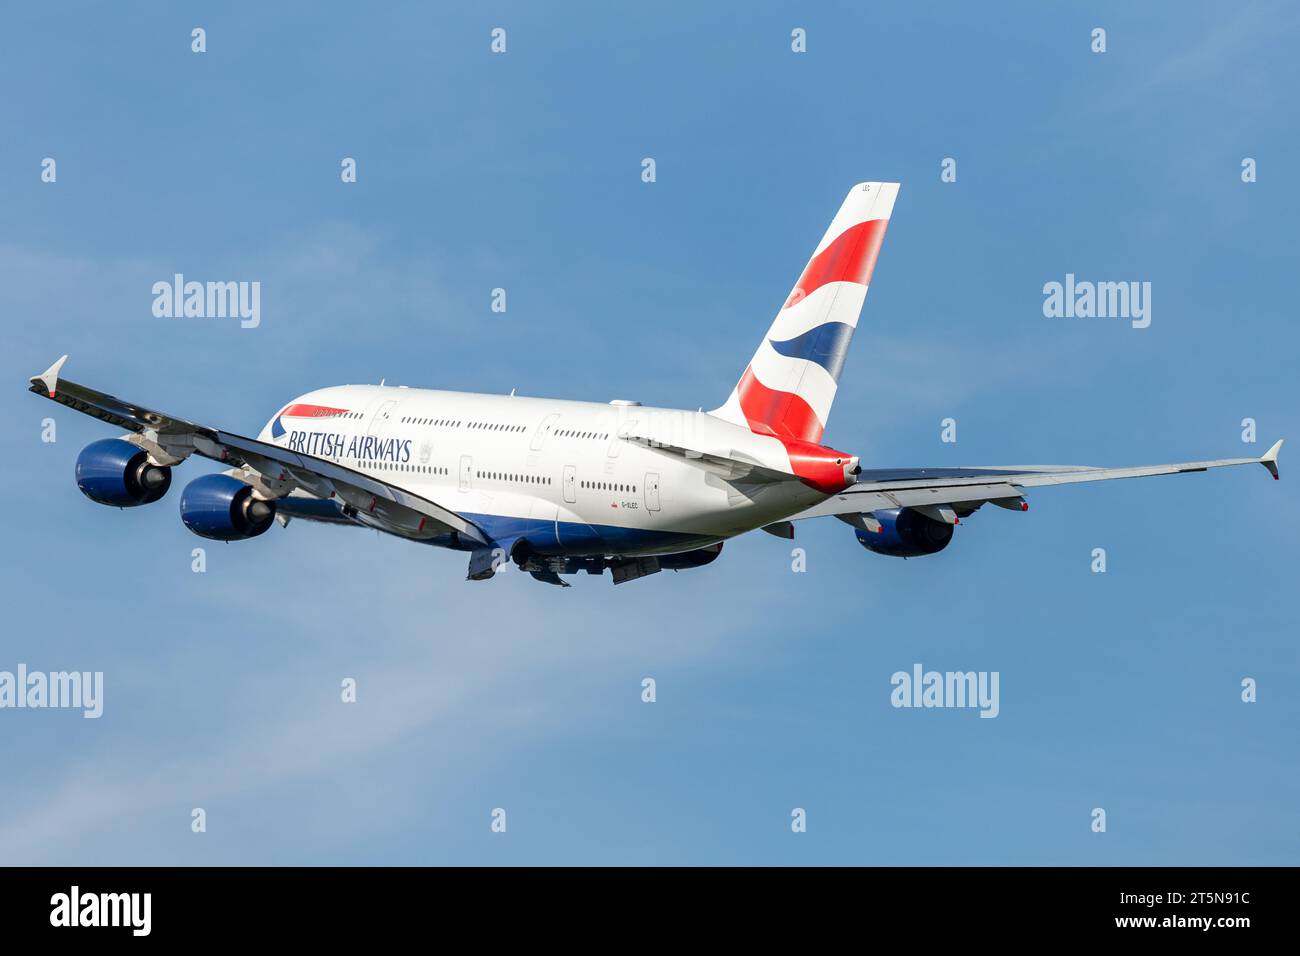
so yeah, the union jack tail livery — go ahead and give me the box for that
[711,181,899,443]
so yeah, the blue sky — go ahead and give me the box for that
[1,1,1296,864]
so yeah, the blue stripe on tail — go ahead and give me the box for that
[768,322,854,381]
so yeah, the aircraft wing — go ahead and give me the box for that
[791,446,1283,524]
[28,355,489,545]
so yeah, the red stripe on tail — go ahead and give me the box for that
[736,368,854,493]
[783,218,888,309]
[735,366,824,444]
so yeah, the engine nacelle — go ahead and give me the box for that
[658,542,724,569]
[75,438,172,507]
[180,474,276,541]
[855,507,953,558]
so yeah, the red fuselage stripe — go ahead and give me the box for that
[280,403,349,419]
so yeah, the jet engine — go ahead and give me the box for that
[75,438,172,507]
[854,507,953,558]
[658,543,724,569]
[180,474,277,541]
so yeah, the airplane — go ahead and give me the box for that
[28,182,1284,586]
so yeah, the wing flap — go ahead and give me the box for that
[797,482,1024,519]
[211,431,487,543]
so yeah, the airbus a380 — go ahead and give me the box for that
[30,182,1283,586]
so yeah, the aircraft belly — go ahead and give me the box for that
[463,509,714,558]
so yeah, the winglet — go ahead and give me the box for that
[33,355,69,398]
[1261,439,1283,480]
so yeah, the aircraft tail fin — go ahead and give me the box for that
[710,182,898,443]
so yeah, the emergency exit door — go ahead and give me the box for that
[644,472,661,511]
[367,400,399,436]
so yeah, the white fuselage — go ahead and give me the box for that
[260,384,832,557]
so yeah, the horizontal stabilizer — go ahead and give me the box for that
[621,434,794,485]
